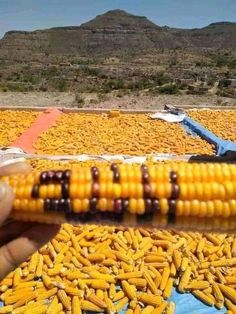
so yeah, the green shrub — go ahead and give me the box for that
[102,79,125,92]
[5,82,33,92]
[54,79,67,92]
[97,93,108,102]
[80,66,101,76]
[158,84,180,95]
[75,94,85,107]
[151,73,172,86]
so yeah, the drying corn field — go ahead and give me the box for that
[35,112,215,155]
[0,108,236,314]
[0,111,39,147]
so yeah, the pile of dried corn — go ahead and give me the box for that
[0,111,39,147]
[189,110,236,142]
[1,224,236,313]
[35,113,214,155]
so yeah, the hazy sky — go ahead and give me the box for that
[0,0,235,38]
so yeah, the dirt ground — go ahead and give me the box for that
[0,92,235,109]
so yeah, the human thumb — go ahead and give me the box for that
[0,183,14,226]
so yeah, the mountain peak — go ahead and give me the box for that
[103,9,131,16]
[80,9,160,29]
[0,10,235,61]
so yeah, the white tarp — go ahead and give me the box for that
[150,111,186,123]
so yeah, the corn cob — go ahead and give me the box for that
[219,284,236,303]
[143,270,159,295]
[192,290,215,306]
[151,301,168,314]
[80,300,103,312]
[225,299,236,312]
[138,293,163,307]
[165,302,175,314]
[57,289,71,311]
[0,305,14,313]
[142,305,155,314]
[71,296,81,314]
[121,281,137,300]
[115,296,128,312]
[128,278,147,289]
[163,277,174,299]
[188,280,210,290]
[1,162,236,231]
[178,266,192,293]
[113,290,125,302]
[87,294,107,309]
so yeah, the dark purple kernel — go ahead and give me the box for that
[152,199,160,212]
[44,198,52,211]
[113,171,120,183]
[143,184,151,198]
[170,171,178,184]
[142,172,149,184]
[63,199,72,213]
[62,182,69,198]
[168,212,175,224]
[40,172,48,184]
[171,184,180,199]
[58,199,71,213]
[47,171,56,181]
[55,171,64,181]
[65,199,72,213]
[114,199,123,214]
[52,199,59,211]
[91,166,98,177]
[31,184,40,198]
[63,170,71,181]
[141,165,148,172]
[92,170,99,181]
[58,199,65,212]
[90,198,98,211]
[145,199,152,213]
[92,183,99,198]
[122,199,129,211]
[110,163,118,171]
[168,200,176,215]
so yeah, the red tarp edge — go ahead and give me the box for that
[12,108,62,153]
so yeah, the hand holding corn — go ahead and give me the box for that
[0,162,60,280]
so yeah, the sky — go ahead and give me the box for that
[0,0,236,38]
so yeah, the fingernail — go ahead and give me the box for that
[0,183,7,200]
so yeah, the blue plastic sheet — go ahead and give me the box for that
[170,289,226,314]
[182,116,236,156]
[182,123,199,137]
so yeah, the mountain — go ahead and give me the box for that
[170,21,236,48]
[0,10,235,61]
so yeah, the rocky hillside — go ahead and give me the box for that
[0,10,235,61]
[170,22,236,48]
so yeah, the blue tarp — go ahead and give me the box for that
[182,116,236,156]
[170,289,226,314]
[182,122,199,137]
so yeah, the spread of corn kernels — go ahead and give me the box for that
[189,110,236,142]
[35,113,214,155]
[1,109,236,313]
[2,220,236,313]
[0,110,39,146]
